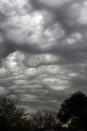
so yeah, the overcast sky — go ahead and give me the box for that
[0,0,87,111]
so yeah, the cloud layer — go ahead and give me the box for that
[0,0,87,111]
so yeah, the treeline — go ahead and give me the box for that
[0,91,87,131]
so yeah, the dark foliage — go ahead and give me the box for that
[57,91,87,130]
[0,91,87,131]
[0,97,32,131]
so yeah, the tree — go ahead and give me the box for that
[57,91,87,130]
[31,110,56,130]
[0,97,27,130]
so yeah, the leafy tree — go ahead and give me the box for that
[31,110,56,130]
[57,91,87,130]
[0,97,29,130]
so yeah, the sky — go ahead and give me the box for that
[0,0,87,111]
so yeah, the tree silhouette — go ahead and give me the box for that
[31,110,56,130]
[0,97,28,130]
[57,91,87,130]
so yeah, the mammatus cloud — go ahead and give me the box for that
[0,0,87,111]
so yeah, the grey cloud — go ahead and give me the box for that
[0,0,87,111]
[0,12,8,23]
[28,0,87,66]
[0,38,47,62]
[30,0,87,34]
[0,51,72,110]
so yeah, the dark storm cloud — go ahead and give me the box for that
[0,0,87,111]
[30,0,87,46]
[29,0,87,64]
[0,37,47,62]
[50,43,87,63]
[0,12,7,23]
[0,0,86,64]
